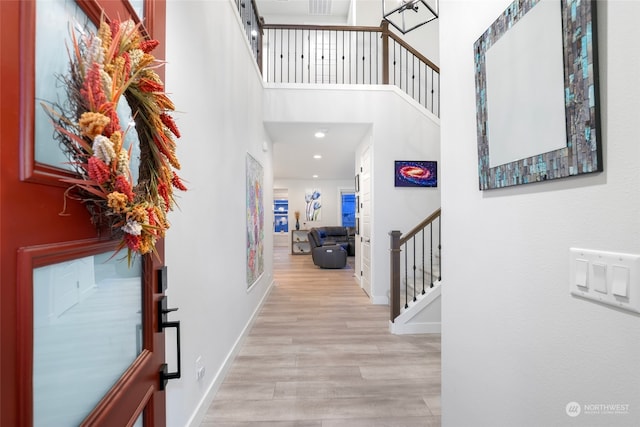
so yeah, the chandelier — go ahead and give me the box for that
[382,0,439,34]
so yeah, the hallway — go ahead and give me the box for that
[200,247,441,426]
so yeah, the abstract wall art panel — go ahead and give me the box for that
[246,153,264,288]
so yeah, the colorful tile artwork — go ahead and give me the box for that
[246,153,264,287]
[474,0,602,190]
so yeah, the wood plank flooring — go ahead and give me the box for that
[200,247,441,426]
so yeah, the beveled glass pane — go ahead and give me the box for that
[133,411,144,427]
[33,252,143,427]
[117,98,141,184]
[35,0,94,171]
[130,0,145,21]
[35,0,141,181]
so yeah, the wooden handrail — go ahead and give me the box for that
[387,31,439,74]
[250,0,262,27]
[262,23,383,33]
[399,208,441,246]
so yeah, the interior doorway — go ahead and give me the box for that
[359,146,372,298]
[273,188,289,247]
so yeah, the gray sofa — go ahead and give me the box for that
[307,227,354,269]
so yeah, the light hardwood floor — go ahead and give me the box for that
[200,247,441,426]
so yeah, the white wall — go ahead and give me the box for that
[440,1,640,426]
[265,85,440,303]
[164,1,273,426]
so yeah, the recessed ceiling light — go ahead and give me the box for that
[312,174,319,178]
[314,130,326,139]
[313,154,322,159]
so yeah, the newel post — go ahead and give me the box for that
[381,20,390,85]
[389,230,402,322]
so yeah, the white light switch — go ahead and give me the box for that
[611,265,629,298]
[570,248,640,314]
[592,263,607,294]
[575,259,588,288]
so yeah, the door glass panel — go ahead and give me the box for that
[133,411,144,427]
[117,98,142,184]
[33,252,143,427]
[35,0,94,171]
[35,0,141,179]
[130,0,145,20]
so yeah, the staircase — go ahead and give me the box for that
[389,208,441,334]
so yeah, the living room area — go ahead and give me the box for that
[273,182,357,269]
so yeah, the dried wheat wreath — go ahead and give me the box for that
[47,17,186,261]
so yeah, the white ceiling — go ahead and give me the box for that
[266,122,371,181]
[256,0,352,24]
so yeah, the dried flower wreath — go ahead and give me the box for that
[45,17,186,262]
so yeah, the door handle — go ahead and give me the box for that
[159,296,181,390]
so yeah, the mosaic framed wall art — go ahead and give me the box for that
[246,153,264,288]
[474,0,602,190]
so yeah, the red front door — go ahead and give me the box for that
[1,1,169,425]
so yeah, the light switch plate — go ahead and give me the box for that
[569,248,640,314]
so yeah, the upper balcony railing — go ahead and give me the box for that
[235,0,263,70]
[234,2,440,118]
[262,22,440,117]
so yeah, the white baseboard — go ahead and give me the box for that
[389,282,441,335]
[371,295,389,305]
[186,278,275,427]
[389,320,441,334]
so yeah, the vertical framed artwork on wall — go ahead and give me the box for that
[304,188,322,221]
[474,0,602,190]
[246,153,264,288]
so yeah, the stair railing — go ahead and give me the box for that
[234,1,439,116]
[260,21,440,117]
[235,0,263,70]
[389,208,441,322]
